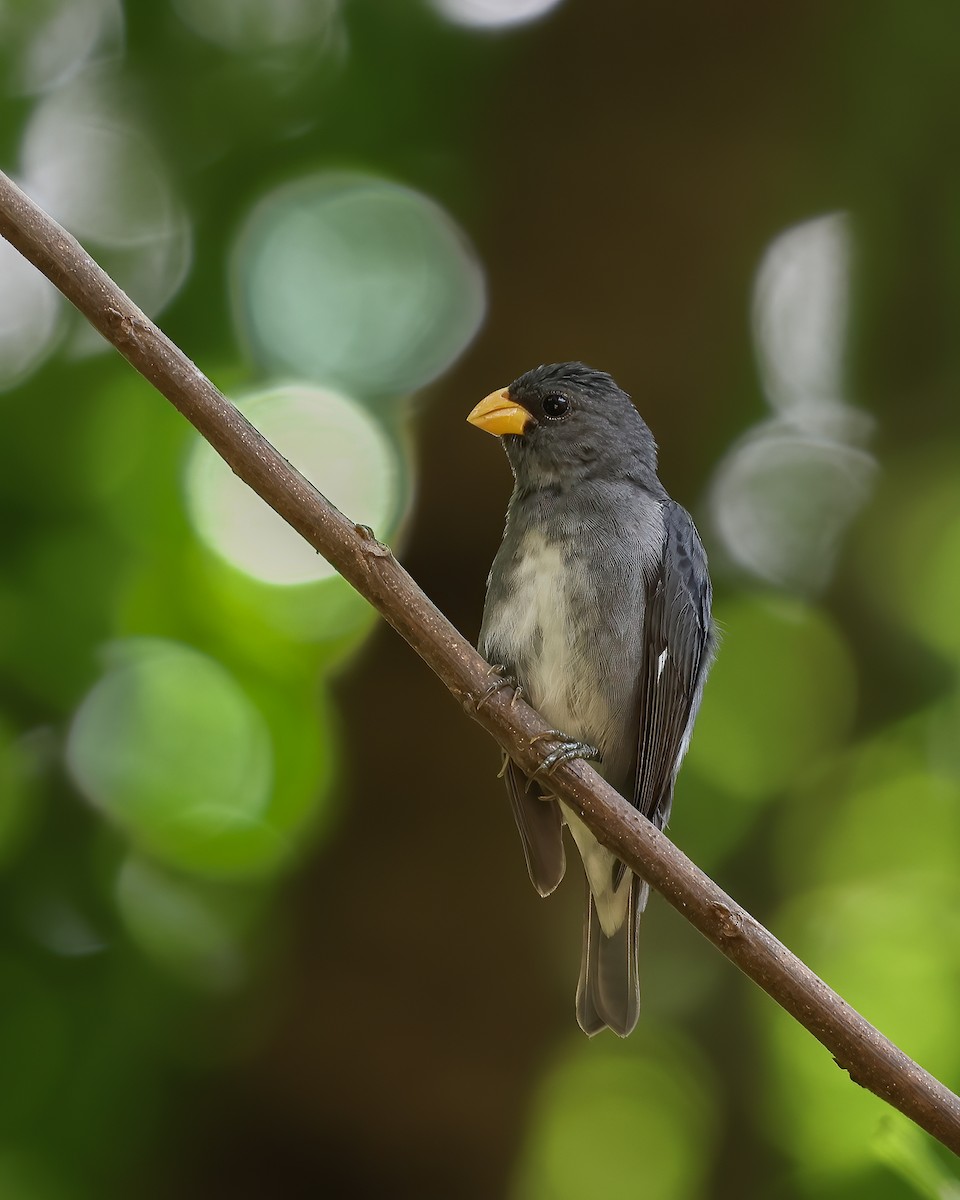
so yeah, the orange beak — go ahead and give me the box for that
[466,387,533,437]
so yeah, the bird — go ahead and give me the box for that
[467,362,715,1037]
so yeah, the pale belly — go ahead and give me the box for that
[483,531,621,751]
[481,506,663,937]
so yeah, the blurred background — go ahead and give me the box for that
[1,0,959,1196]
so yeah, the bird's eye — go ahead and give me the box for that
[542,394,570,420]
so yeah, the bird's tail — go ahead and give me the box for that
[575,875,648,1038]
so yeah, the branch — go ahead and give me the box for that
[1,167,957,1156]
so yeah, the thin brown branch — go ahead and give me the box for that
[1,167,958,1155]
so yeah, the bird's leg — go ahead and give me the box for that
[530,733,601,780]
[476,664,523,712]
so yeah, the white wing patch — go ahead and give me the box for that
[656,647,668,680]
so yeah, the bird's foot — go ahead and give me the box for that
[529,732,601,780]
[476,664,522,712]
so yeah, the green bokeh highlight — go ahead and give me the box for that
[513,1030,718,1200]
[762,711,960,1189]
[857,449,960,662]
[66,637,339,879]
[677,595,857,865]
[764,878,960,1179]
[66,639,275,873]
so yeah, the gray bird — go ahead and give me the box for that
[468,362,715,1037]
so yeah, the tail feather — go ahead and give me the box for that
[576,875,648,1038]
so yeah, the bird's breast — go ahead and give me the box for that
[482,529,638,756]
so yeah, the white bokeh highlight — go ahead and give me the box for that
[232,171,486,399]
[185,383,403,585]
[711,212,876,594]
[0,235,64,390]
[752,212,851,426]
[431,0,564,30]
[710,422,876,593]
[10,0,124,95]
[19,75,192,350]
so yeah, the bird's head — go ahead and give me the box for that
[467,362,659,489]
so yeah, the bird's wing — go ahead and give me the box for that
[633,499,714,830]
[502,759,566,897]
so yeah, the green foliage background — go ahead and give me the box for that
[1,1,959,1197]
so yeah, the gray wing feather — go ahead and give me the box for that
[634,500,714,829]
[502,760,566,897]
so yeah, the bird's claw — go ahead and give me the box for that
[476,665,522,712]
[529,729,566,747]
[530,735,601,780]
